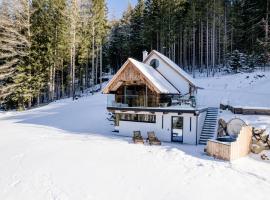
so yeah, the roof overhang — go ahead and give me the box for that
[102,58,180,95]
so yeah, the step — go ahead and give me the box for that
[201,131,215,135]
[202,128,216,131]
[200,136,213,140]
[202,130,215,133]
[201,133,215,136]
[204,119,217,123]
[203,123,216,127]
[206,115,218,117]
[203,129,215,132]
[200,135,214,139]
[202,127,216,130]
[199,138,209,141]
[201,132,215,135]
[200,137,213,141]
[199,139,208,143]
[201,134,215,137]
[203,125,216,129]
[203,125,216,128]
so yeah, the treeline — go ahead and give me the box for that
[0,0,108,110]
[1,0,269,110]
[107,0,270,75]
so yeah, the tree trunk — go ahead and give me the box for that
[100,45,103,90]
[223,1,227,66]
[212,0,216,75]
[206,9,209,76]
[192,3,196,78]
[91,24,95,94]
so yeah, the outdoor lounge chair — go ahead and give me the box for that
[132,131,144,144]
[147,131,161,145]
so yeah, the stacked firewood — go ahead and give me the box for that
[251,128,270,156]
[217,119,227,137]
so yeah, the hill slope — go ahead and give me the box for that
[0,72,270,200]
[197,71,270,107]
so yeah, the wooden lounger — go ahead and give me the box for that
[147,131,161,145]
[132,131,144,144]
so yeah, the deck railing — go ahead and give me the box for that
[107,94,196,108]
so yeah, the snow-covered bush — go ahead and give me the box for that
[227,50,243,73]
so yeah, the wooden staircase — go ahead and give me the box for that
[199,107,219,145]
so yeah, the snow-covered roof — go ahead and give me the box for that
[129,58,179,94]
[145,50,200,88]
[102,58,179,94]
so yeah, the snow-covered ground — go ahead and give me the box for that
[197,71,270,107]
[0,72,270,200]
[197,71,270,131]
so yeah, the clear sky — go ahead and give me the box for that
[107,0,137,20]
[0,0,137,20]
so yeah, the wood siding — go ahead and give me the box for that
[206,126,252,161]
[103,62,160,94]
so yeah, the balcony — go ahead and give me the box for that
[107,94,196,109]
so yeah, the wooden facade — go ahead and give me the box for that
[103,61,162,94]
[206,126,252,161]
[103,60,175,107]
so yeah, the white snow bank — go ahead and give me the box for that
[0,91,270,200]
[197,71,270,108]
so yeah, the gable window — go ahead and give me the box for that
[150,59,159,69]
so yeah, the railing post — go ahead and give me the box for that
[145,85,148,107]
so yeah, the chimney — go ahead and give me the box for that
[143,50,148,62]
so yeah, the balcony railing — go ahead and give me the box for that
[107,94,196,108]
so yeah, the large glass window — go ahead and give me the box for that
[115,113,156,124]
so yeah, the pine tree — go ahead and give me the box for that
[0,0,31,108]
[130,0,146,60]
[228,50,241,73]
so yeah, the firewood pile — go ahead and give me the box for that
[217,119,227,137]
[251,128,270,157]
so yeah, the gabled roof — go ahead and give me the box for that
[102,58,179,94]
[144,50,201,88]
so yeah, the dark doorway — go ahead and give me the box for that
[171,116,183,142]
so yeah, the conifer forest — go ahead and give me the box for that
[0,0,269,110]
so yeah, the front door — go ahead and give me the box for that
[171,116,183,142]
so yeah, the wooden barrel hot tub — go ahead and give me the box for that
[206,126,252,161]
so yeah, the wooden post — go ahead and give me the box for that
[145,85,148,107]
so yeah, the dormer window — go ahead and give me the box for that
[150,59,159,69]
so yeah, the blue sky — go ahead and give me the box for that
[107,0,137,20]
[0,0,136,20]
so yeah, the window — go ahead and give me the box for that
[150,59,159,69]
[172,116,183,142]
[115,113,156,123]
